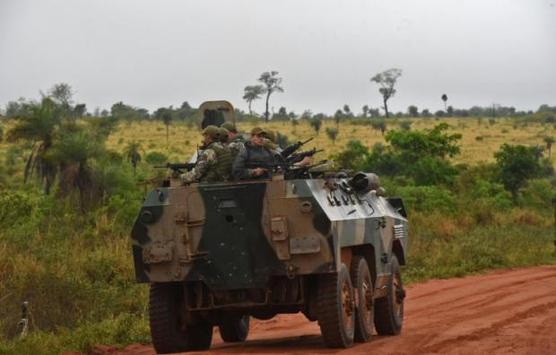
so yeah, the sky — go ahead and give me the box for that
[1,0,555,115]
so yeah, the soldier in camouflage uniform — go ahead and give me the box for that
[218,127,229,144]
[222,122,245,159]
[180,125,233,184]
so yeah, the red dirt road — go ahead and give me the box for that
[94,265,556,355]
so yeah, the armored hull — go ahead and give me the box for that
[132,176,408,352]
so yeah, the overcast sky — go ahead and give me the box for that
[1,0,555,115]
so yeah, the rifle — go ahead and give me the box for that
[280,137,314,158]
[287,148,324,164]
[154,162,196,172]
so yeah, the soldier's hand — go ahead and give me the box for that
[299,156,312,166]
[252,167,267,177]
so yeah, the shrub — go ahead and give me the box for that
[394,185,457,213]
[494,144,545,197]
[144,151,168,165]
[331,140,368,171]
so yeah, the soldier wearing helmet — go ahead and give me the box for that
[232,127,276,180]
[218,127,230,144]
[181,125,233,184]
[221,122,245,159]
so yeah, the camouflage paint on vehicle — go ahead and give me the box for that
[131,176,408,297]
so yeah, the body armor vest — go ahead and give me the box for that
[202,143,233,182]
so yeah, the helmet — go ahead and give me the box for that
[221,122,237,133]
[265,129,276,143]
[218,127,230,143]
[202,125,221,139]
[250,127,267,136]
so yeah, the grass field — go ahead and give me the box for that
[101,117,556,166]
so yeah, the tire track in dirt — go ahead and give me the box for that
[90,265,556,355]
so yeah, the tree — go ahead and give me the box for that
[370,68,402,118]
[364,123,462,185]
[371,119,387,135]
[242,85,264,115]
[543,136,555,158]
[7,97,61,194]
[160,109,172,149]
[421,109,432,117]
[49,125,104,211]
[48,83,74,107]
[342,104,353,117]
[407,105,419,117]
[309,117,322,135]
[331,140,369,171]
[362,105,369,118]
[334,109,344,126]
[258,71,284,122]
[441,94,448,111]
[124,141,142,175]
[494,144,543,199]
[325,127,339,145]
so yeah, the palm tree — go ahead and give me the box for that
[441,94,448,111]
[48,126,103,211]
[7,97,61,194]
[242,85,264,115]
[124,141,142,175]
[162,110,172,149]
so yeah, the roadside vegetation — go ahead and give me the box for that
[0,84,555,354]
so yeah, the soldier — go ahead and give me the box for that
[218,126,230,144]
[180,125,233,184]
[232,127,276,180]
[263,129,281,153]
[222,122,245,159]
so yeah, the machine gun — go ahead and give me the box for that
[280,137,314,158]
[287,148,324,164]
[154,162,196,172]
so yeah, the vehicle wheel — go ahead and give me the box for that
[374,255,405,335]
[149,283,213,353]
[219,315,250,342]
[350,256,374,342]
[316,263,355,348]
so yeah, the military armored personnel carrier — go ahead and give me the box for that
[131,101,409,353]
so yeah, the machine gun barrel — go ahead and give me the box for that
[280,137,314,158]
[154,162,196,171]
[287,148,324,164]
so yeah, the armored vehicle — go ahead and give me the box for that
[131,101,409,353]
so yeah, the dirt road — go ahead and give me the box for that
[93,265,556,355]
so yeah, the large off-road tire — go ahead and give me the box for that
[218,315,250,342]
[374,255,405,335]
[350,256,374,342]
[316,263,355,348]
[149,283,213,353]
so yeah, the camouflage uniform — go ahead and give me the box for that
[228,136,246,159]
[181,127,233,184]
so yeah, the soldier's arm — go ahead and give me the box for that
[232,147,253,180]
[181,149,216,183]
